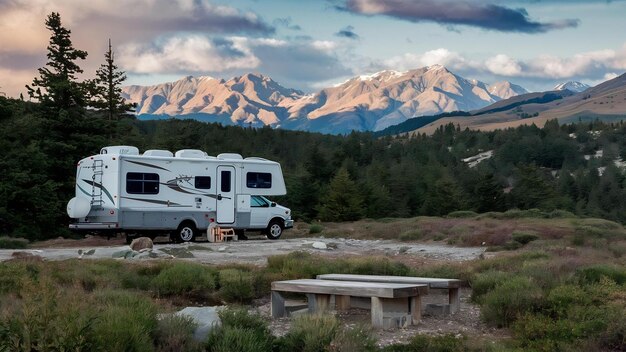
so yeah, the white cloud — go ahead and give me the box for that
[383,48,472,71]
[118,35,260,74]
[485,54,522,76]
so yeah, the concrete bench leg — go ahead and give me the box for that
[308,294,331,314]
[449,288,460,314]
[371,297,414,329]
[410,295,422,324]
[335,295,351,311]
[271,291,286,318]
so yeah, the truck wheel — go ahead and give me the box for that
[175,222,197,243]
[266,219,283,240]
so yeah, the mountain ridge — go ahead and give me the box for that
[122,67,528,134]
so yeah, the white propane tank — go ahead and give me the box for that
[67,197,91,218]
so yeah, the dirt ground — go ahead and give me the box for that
[1,236,485,264]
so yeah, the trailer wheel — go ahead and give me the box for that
[175,222,197,243]
[265,219,283,240]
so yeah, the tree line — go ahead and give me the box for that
[2,13,626,240]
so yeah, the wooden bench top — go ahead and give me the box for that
[271,279,428,298]
[316,274,462,288]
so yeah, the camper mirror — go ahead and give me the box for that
[271,202,276,207]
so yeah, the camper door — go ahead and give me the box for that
[216,166,235,224]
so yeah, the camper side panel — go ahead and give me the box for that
[117,157,217,230]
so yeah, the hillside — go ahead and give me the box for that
[411,72,626,135]
[122,66,527,134]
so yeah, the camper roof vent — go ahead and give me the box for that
[217,153,243,160]
[100,146,139,155]
[143,149,173,157]
[175,149,208,159]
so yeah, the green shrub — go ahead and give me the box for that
[206,307,273,352]
[383,334,468,352]
[446,211,478,218]
[218,269,255,303]
[309,224,323,234]
[0,236,29,249]
[330,324,377,352]
[399,229,422,241]
[276,314,340,352]
[548,210,577,219]
[155,314,201,352]
[152,262,216,296]
[481,276,543,327]
[471,270,509,303]
[576,265,626,285]
[92,290,158,352]
[503,241,522,250]
[512,232,539,245]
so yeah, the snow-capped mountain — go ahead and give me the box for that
[488,81,529,100]
[122,66,528,134]
[553,81,591,93]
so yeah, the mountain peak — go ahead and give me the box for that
[489,81,529,100]
[554,81,591,93]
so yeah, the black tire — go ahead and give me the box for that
[175,222,197,243]
[265,219,284,240]
[235,229,248,240]
[125,234,133,245]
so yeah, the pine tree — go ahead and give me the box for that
[25,12,87,111]
[90,39,134,120]
[317,167,364,221]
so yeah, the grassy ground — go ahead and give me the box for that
[2,211,626,351]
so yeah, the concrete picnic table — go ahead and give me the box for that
[316,274,463,314]
[271,279,429,329]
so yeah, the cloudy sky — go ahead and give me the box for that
[1,0,625,97]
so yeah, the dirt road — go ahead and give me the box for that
[0,237,485,264]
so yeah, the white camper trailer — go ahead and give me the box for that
[67,146,293,242]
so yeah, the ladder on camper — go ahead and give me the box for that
[91,160,104,208]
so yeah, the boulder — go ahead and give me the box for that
[312,241,327,250]
[174,306,223,341]
[130,237,153,251]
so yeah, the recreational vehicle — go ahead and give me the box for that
[67,146,293,242]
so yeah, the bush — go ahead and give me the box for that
[309,224,323,234]
[512,232,539,245]
[218,269,255,303]
[330,324,377,352]
[0,236,29,249]
[481,276,543,327]
[382,334,468,352]
[576,265,626,285]
[92,290,158,352]
[155,314,201,352]
[399,229,422,241]
[276,314,340,352]
[548,210,577,219]
[206,307,273,352]
[152,262,216,296]
[446,211,478,218]
[471,270,509,303]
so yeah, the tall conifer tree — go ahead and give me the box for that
[26,12,87,111]
[90,39,134,120]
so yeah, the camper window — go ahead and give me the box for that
[246,172,272,188]
[220,171,231,192]
[126,172,159,194]
[251,195,269,207]
[195,176,211,189]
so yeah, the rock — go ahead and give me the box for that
[174,306,223,341]
[130,237,153,251]
[312,241,327,250]
[217,246,227,252]
[112,249,133,258]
